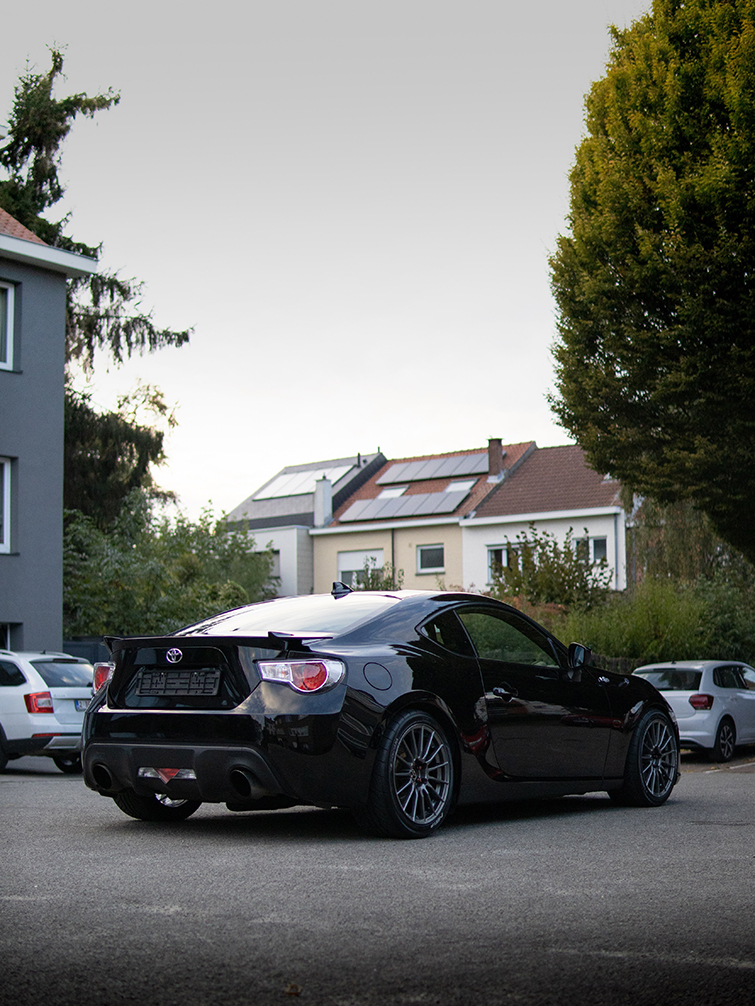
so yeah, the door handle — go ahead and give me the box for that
[492,684,518,702]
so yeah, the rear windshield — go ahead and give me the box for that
[179,593,402,637]
[635,669,702,691]
[31,660,94,688]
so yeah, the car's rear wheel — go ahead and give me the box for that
[0,750,7,772]
[53,754,82,774]
[709,717,736,763]
[364,710,454,839]
[112,788,201,822]
[609,709,678,807]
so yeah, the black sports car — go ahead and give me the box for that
[82,587,680,838]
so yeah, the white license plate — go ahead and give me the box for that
[75,699,91,711]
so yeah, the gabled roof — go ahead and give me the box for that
[472,444,621,519]
[329,441,536,526]
[0,207,97,278]
[227,452,386,529]
[0,207,47,244]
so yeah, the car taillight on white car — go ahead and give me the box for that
[24,691,53,713]
[93,662,115,691]
[257,659,345,693]
[689,693,714,710]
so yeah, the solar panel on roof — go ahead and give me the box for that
[339,487,473,522]
[376,453,488,485]
[254,464,353,500]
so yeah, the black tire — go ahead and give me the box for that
[709,718,736,763]
[363,710,455,839]
[112,788,201,822]
[0,749,7,772]
[609,709,678,807]
[53,754,82,775]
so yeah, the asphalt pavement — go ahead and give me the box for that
[1,750,753,1006]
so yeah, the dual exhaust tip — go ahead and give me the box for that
[91,762,266,800]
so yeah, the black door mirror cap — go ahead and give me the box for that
[568,642,592,669]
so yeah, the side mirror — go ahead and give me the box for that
[568,642,592,669]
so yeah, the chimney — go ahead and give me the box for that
[313,476,333,527]
[488,438,504,480]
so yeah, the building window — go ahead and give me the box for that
[487,546,508,583]
[378,486,406,499]
[446,479,476,493]
[575,536,608,563]
[0,282,14,370]
[417,544,444,574]
[338,548,384,588]
[0,458,10,553]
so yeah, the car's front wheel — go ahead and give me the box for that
[112,789,201,822]
[709,717,736,763]
[609,709,678,807]
[364,710,454,839]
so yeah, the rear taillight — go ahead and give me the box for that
[689,693,714,710]
[257,658,345,693]
[93,662,115,691]
[24,691,53,714]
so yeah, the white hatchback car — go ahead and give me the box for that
[634,660,755,762]
[0,650,94,773]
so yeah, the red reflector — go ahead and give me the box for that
[689,693,714,710]
[32,733,60,738]
[24,691,53,713]
[291,662,328,692]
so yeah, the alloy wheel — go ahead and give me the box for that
[391,721,452,826]
[639,716,677,799]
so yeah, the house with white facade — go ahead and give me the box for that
[461,444,627,591]
[227,452,385,596]
[312,441,627,594]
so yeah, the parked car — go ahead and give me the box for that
[634,660,755,762]
[83,588,680,838]
[0,650,94,773]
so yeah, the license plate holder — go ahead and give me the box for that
[137,669,221,697]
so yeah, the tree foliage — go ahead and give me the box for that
[63,490,278,637]
[0,47,191,369]
[487,525,613,611]
[628,496,755,582]
[64,385,177,528]
[550,0,755,563]
[1,47,190,528]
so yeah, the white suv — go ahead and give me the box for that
[0,650,94,773]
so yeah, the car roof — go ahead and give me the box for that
[635,660,750,672]
[0,650,90,662]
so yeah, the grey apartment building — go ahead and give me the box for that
[0,208,96,650]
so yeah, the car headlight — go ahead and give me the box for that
[257,658,345,693]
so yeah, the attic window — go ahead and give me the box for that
[445,479,475,493]
[378,486,407,498]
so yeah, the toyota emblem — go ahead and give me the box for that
[166,648,183,664]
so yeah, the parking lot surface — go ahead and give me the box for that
[1,751,754,1006]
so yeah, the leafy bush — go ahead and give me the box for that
[64,489,277,637]
[488,525,612,610]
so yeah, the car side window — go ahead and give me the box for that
[0,660,26,687]
[713,667,740,689]
[457,609,562,668]
[420,611,475,657]
[741,667,755,691]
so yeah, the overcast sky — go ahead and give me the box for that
[5,0,649,519]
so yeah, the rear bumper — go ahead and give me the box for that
[3,734,81,757]
[83,741,287,804]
